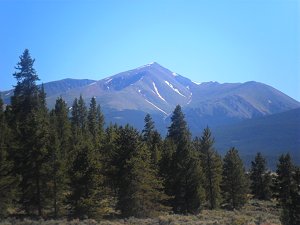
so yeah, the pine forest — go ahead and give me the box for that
[0,50,299,225]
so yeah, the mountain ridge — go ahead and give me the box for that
[1,62,299,130]
[2,62,299,166]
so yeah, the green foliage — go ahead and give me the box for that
[88,97,104,146]
[67,97,104,219]
[221,147,249,209]
[166,105,205,214]
[142,114,163,166]
[195,127,222,209]
[67,139,103,219]
[159,138,176,205]
[114,125,169,217]
[53,97,72,158]
[101,124,120,191]
[0,98,18,218]
[1,50,289,220]
[167,105,189,145]
[47,98,72,218]
[276,154,300,225]
[250,152,272,200]
[10,50,51,216]
[276,154,294,207]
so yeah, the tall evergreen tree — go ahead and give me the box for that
[10,49,50,216]
[48,97,71,218]
[101,123,120,189]
[276,154,300,225]
[71,95,87,135]
[0,98,18,218]
[53,97,72,158]
[250,152,272,200]
[195,127,222,209]
[142,114,163,166]
[142,114,155,141]
[276,154,294,207]
[160,138,176,205]
[87,97,104,146]
[114,125,168,217]
[289,167,300,225]
[221,147,248,209]
[166,105,205,213]
[100,123,121,214]
[67,96,104,219]
[34,84,51,216]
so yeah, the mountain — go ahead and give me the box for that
[1,62,299,167]
[184,80,300,135]
[37,62,297,131]
[45,62,192,114]
[2,62,299,129]
[1,78,96,105]
[212,107,300,168]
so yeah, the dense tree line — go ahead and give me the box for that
[0,50,299,223]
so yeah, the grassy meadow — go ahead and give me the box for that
[0,200,281,225]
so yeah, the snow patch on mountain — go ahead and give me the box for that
[192,81,201,85]
[145,99,168,115]
[105,78,112,84]
[152,82,166,102]
[88,82,97,86]
[164,81,186,97]
[172,72,178,76]
[137,62,156,70]
[187,93,192,104]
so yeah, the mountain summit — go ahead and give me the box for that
[2,62,299,166]
[2,62,300,133]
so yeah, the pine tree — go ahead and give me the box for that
[142,114,163,166]
[88,97,104,147]
[250,152,272,200]
[166,105,205,213]
[195,127,222,209]
[10,49,50,216]
[142,114,155,141]
[160,138,176,206]
[71,95,88,135]
[290,167,300,225]
[102,123,120,189]
[276,154,294,207]
[101,123,121,214]
[33,84,51,216]
[67,139,103,219]
[221,147,248,209]
[115,125,169,217]
[0,98,18,218]
[53,97,72,158]
[48,97,71,218]
[276,154,300,225]
[167,105,188,144]
[67,96,104,219]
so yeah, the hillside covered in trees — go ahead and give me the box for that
[1,50,299,225]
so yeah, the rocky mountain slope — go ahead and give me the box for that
[1,62,299,166]
[213,107,300,168]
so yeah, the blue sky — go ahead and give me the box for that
[1,0,299,100]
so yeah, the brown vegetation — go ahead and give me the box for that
[0,200,281,225]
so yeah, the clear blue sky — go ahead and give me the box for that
[1,0,299,100]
